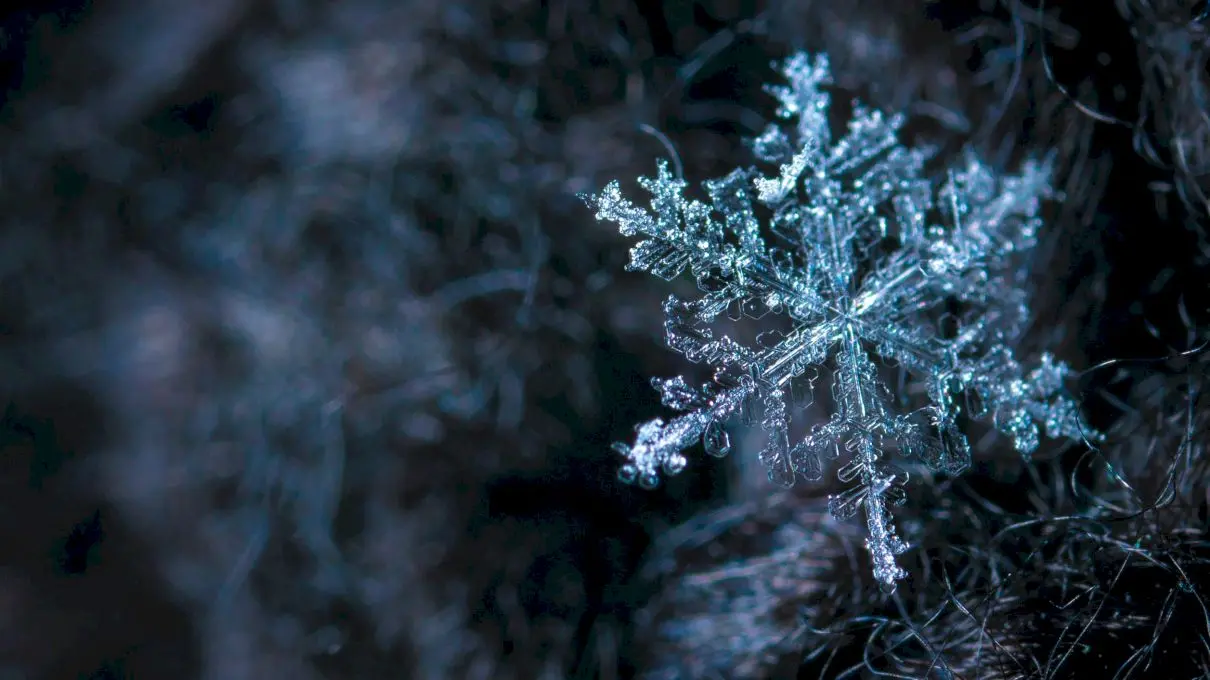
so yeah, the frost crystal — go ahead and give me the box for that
[583,53,1098,586]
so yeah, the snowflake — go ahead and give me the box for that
[582,53,1100,586]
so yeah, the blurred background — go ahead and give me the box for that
[0,1,1207,678]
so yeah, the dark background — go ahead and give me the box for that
[0,1,1207,678]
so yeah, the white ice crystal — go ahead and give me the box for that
[582,53,1099,586]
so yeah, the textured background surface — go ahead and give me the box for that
[0,1,1207,678]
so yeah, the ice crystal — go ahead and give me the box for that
[582,53,1098,586]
